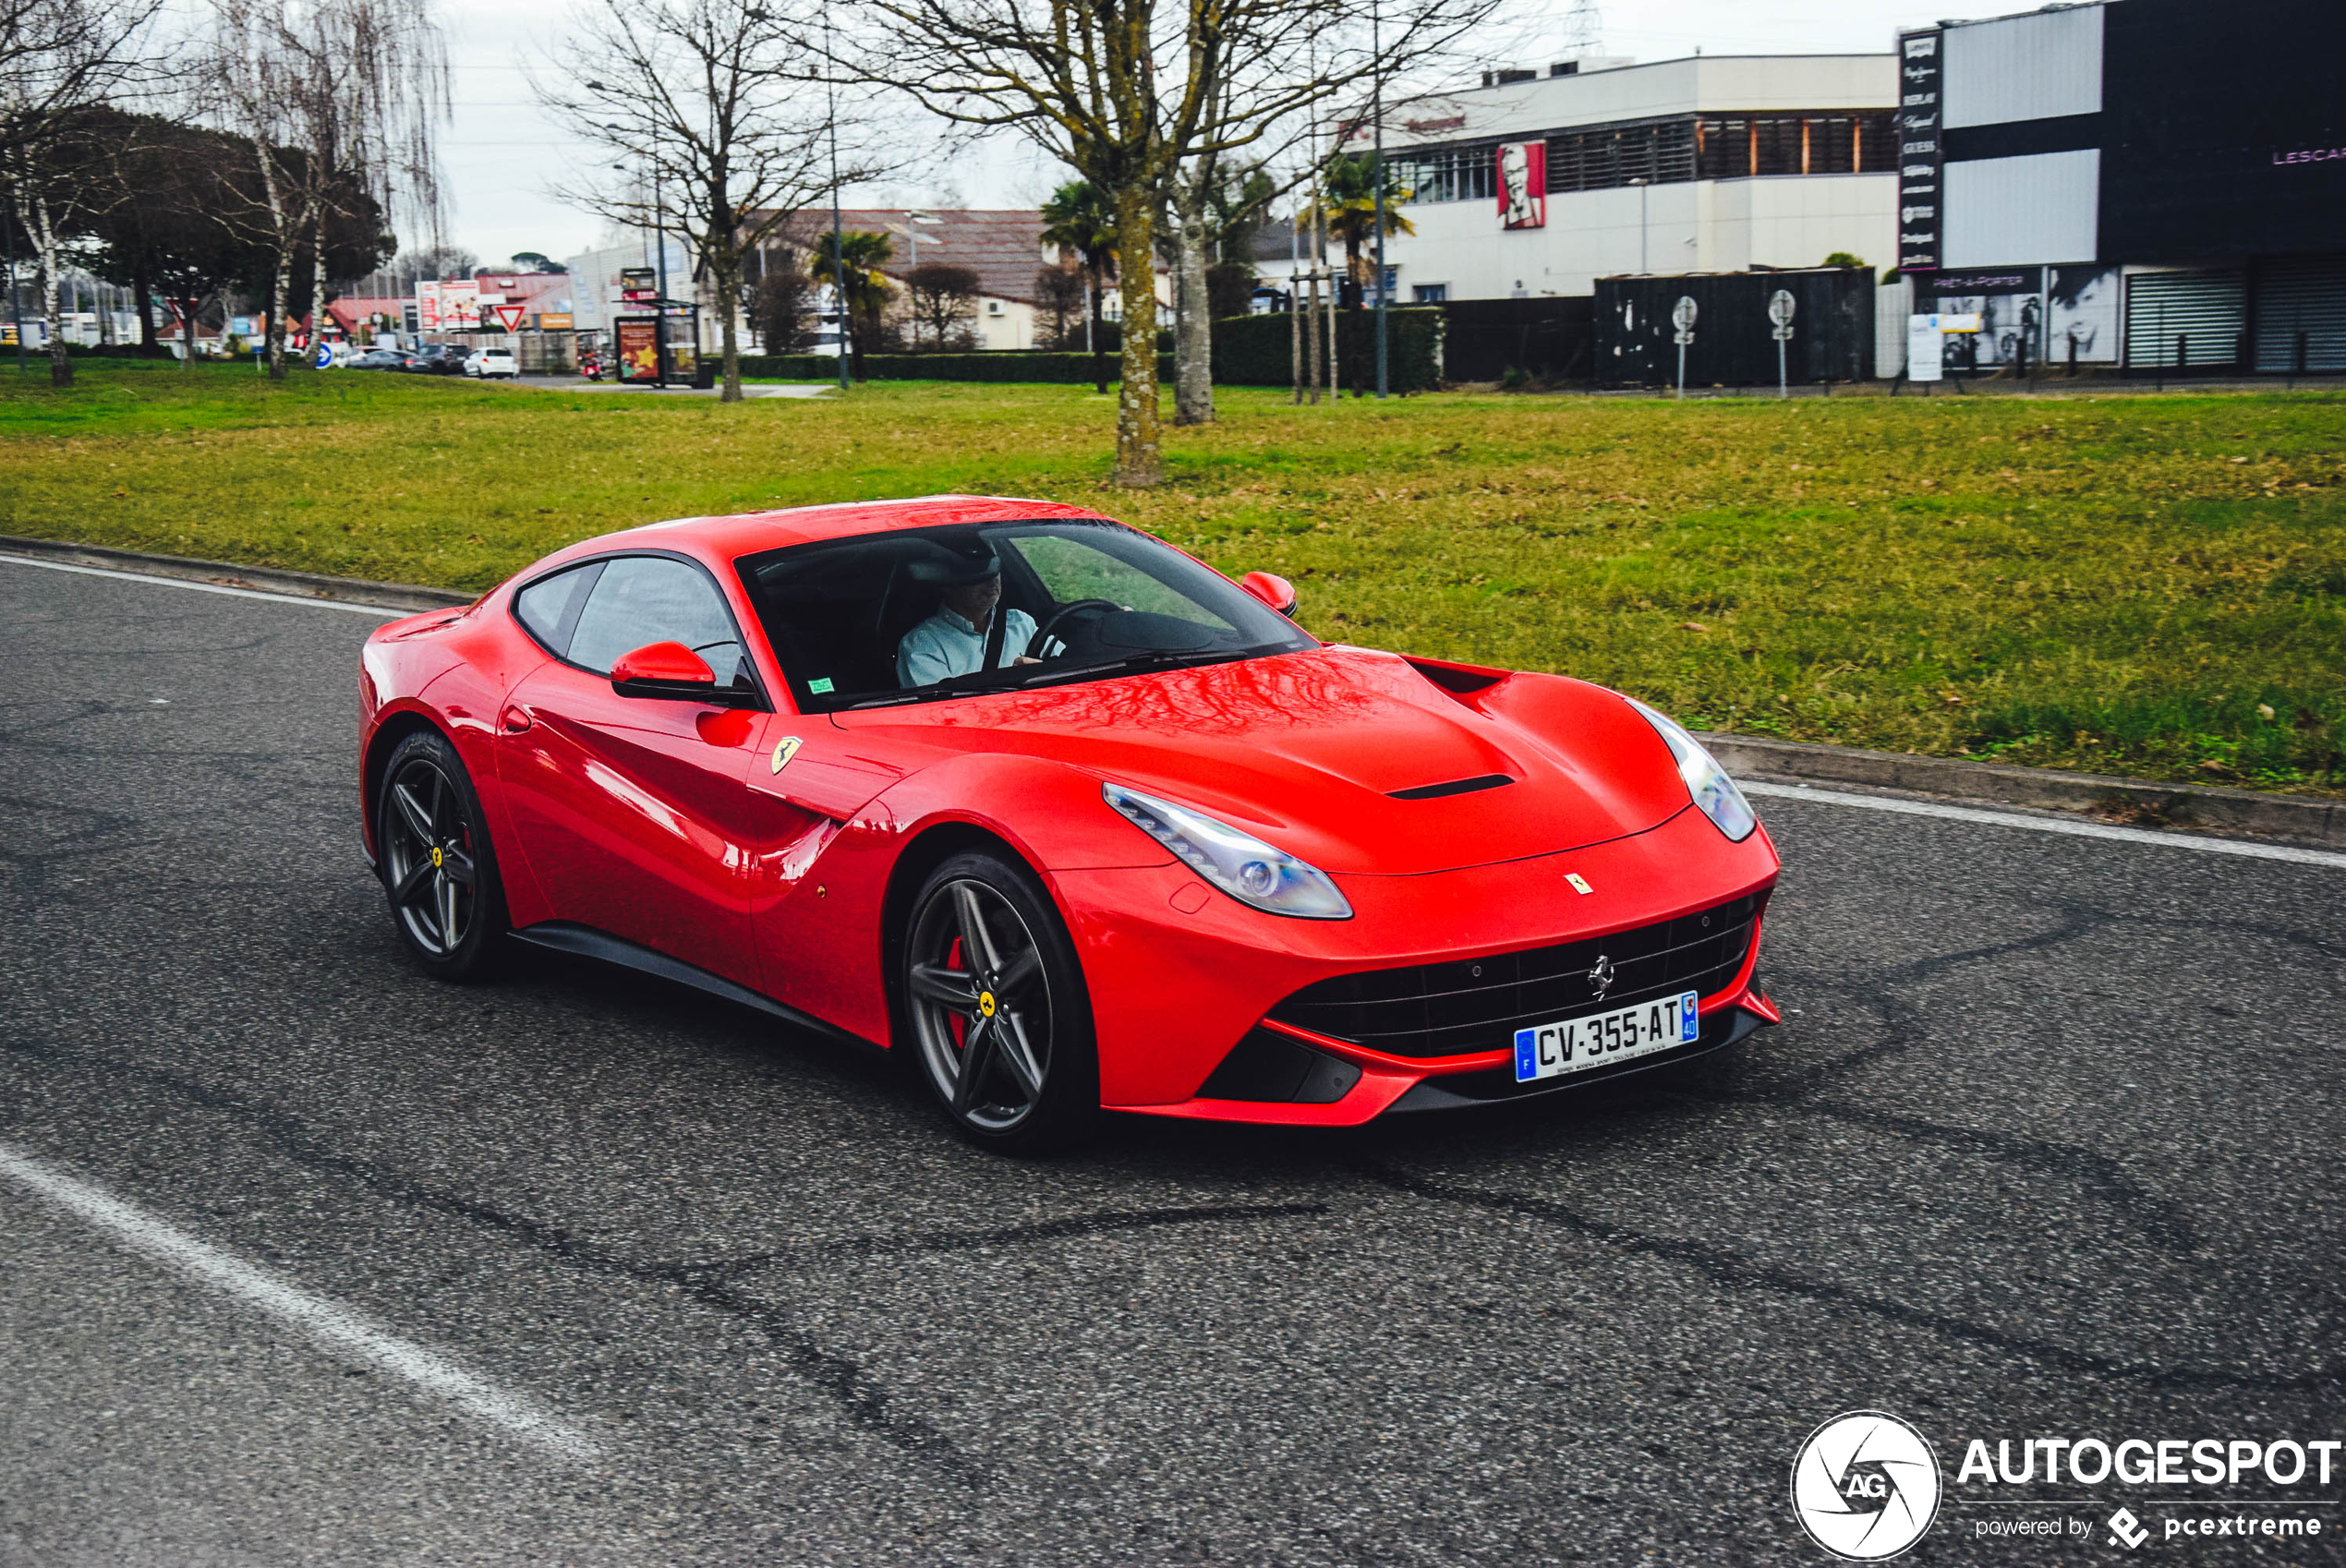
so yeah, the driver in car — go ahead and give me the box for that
[895,550,1041,688]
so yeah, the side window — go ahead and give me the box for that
[513,564,595,654]
[565,557,746,684]
[1009,535,1234,630]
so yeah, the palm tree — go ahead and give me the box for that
[1315,154,1416,394]
[1039,180,1118,393]
[809,231,895,380]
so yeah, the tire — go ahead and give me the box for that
[899,850,1097,1153]
[375,729,510,980]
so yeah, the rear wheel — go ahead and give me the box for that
[901,850,1096,1152]
[376,730,508,980]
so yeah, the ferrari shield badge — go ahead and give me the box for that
[770,735,804,775]
[1565,872,1593,895]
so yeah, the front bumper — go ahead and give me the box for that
[1049,803,1780,1126]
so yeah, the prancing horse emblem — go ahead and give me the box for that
[770,735,804,774]
[1586,953,1617,999]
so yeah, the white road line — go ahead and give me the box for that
[1743,779,2346,870]
[0,1142,601,1460]
[0,552,413,617]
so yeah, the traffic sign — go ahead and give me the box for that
[315,343,334,368]
[493,303,526,332]
[1767,289,1796,328]
[1671,296,1698,332]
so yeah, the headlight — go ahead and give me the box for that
[1102,783,1352,920]
[1625,697,1759,842]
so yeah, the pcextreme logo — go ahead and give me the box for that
[1792,1410,1943,1561]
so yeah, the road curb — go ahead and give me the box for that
[1699,732,2344,852]
[0,533,475,613]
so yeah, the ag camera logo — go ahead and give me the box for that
[1792,1410,1943,1560]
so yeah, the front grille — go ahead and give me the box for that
[1266,891,1765,1060]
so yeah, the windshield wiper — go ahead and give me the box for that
[1027,645,1262,683]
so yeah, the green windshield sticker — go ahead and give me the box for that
[808,677,834,694]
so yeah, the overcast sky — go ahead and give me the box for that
[443,1,1946,269]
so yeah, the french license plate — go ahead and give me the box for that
[1513,991,1699,1082]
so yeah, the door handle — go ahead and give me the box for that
[501,705,532,733]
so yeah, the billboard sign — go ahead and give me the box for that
[417,281,441,332]
[1896,30,1943,272]
[440,279,480,331]
[620,267,658,303]
[538,312,574,331]
[1497,141,1547,229]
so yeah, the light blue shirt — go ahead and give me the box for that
[897,606,1036,688]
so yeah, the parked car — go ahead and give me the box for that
[357,497,1780,1152]
[411,344,469,374]
[465,347,519,380]
[348,348,410,370]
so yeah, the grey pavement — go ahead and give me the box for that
[511,375,834,398]
[0,556,2339,1566]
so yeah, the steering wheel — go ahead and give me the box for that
[1029,598,1119,658]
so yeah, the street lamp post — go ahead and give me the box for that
[824,8,849,392]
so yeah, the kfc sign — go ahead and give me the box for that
[1498,141,1546,229]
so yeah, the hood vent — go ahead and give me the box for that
[1388,773,1515,801]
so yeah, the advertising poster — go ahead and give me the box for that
[417,281,441,332]
[2046,264,2121,362]
[616,317,660,382]
[620,267,658,303]
[441,278,480,331]
[1906,314,1944,380]
[1497,141,1547,229]
[1930,266,2044,368]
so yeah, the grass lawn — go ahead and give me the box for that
[3,358,2340,793]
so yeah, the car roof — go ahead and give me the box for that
[546,495,1123,566]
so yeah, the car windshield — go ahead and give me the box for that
[736,519,1316,712]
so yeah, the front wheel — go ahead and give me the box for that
[901,850,1096,1152]
[375,729,509,980]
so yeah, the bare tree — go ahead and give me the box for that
[902,260,979,350]
[853,0,1498,479]
[207,0,447,378]
[536,0,889,402]
[0,0,166,384]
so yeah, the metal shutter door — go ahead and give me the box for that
[2253,255,2346,373]
[2123,270,2245,368]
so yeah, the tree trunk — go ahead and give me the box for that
[311,209,332,366]
[713,248,742,403]
[21,188,72,388]
[1110,182,1160,488]
[1171,179,1213,427]
[1088,263,1106,394]
[135,260,160,356]
[267,245,291,378]
[177,296,200,366]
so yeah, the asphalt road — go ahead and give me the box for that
[1,556,2340,1568]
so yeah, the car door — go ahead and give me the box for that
[495,552,770,988]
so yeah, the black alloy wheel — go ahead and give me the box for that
[376,730,508,979]
[901,850,1096,1152]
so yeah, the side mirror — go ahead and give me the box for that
[1240,571,1298,617]
[611,640,724,701]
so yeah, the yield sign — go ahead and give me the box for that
[493,303,526,331]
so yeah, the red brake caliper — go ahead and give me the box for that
[946,935,969,1050]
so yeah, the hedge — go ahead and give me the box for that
[732,309,1442,391]
[737,351,1171,384]
[1210,307,1444,392]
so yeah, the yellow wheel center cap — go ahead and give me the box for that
[977,991,997,1019]
[430,846,443,868]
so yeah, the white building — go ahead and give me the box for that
[1357,54,1900,302]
